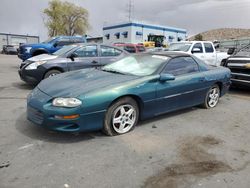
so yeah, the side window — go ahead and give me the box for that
[136,46,146,52]
[204,43,214,53]
[100,46,122,57]
[124,46,136,53]
[192,43,203,53]
[69,38,84,44]
[55,39,70,47]
[163,57,199,76]
[74,45,98,57]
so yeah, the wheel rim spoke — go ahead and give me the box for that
[113,117,122,124]
[126,109,134,117]
[208,87,219,107]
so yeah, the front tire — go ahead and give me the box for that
[103,97,139,136]
[202,85,220,109]
[44,69,62,79]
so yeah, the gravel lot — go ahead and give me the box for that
[0,54,250,188]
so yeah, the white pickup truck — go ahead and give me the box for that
[167,41,229,66]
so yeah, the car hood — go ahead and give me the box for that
[38,69,139,98]
[27,54,58,62]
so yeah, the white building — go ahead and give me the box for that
[0,33,39,50]
[103,22,187,45]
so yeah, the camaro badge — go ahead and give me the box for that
[245,63,250,69]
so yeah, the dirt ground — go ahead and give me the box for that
[0,54,250,188]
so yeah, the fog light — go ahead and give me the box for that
[54,114,80,119]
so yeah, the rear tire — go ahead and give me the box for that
[103,97,139,136]
[44,69,62,79]
[202,84,220,109]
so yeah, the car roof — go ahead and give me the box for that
[149,51,191,58]
[114,43,144,47]
[68,43,128,53]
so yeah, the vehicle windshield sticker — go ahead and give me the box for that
[152,55,169,60]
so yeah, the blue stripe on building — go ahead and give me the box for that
[103,23,186,34]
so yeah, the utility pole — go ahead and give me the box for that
[127,0,134,22]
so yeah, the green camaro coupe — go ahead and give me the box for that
[27,52,231,136]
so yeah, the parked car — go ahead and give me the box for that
[2,45,18,55]
[221,44,250,87]
[166,41,229,66]
[18,44,128,85]
[113,43,146,53]
[18,36,86,61]
[27,52,231,136]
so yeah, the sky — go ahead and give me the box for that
[0,0,250,41]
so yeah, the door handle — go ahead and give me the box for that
[91,60,98,64]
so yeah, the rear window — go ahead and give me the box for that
[136,46,146,52]
[124,46,136,53]
[204,43,214,53]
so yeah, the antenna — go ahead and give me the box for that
[127,0,134,22]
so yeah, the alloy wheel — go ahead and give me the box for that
[207,87,220,107]
[112,104,136,134]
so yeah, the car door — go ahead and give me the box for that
[68,45,100,71]
[99,45,125,66]
[191,42,206,62]
[156,56,207,115]
[203,42,217,65]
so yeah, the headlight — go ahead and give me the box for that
[25,61,47,70]
[25,47,32,53]
[52,98,82,108]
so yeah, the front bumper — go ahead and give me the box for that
[231,72,250,88]
[18,53,32,61]
[18,66,45,85]
[27,88,105,132]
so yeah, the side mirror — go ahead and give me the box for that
[159,73,175,82]
[227,47,235,55]
[68,52,78,61]
[192,48,201,53]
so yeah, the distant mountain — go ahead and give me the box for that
[189,28,250,41]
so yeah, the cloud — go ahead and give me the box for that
[0,0,249,40]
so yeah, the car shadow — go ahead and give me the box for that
[138,106,199,127]
[15,112,105,144]
[12,82,34,90]
[229,86,250,94]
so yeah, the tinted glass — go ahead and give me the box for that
[192,43,203,53]
[55,39,71,47]
[163,57,199,76]
[136,46,146,52]
[101,46,122,56]
[124,46,136,53]
[235,46,250,57]
[74,45,98,57]
[204,43,214,53]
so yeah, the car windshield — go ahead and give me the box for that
[42,37,57,44]
[234,45,250,57]
[102,55,169,76]
[52,45,77,56]
[167,43,192,52]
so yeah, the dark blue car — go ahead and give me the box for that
[18,36,86,61]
